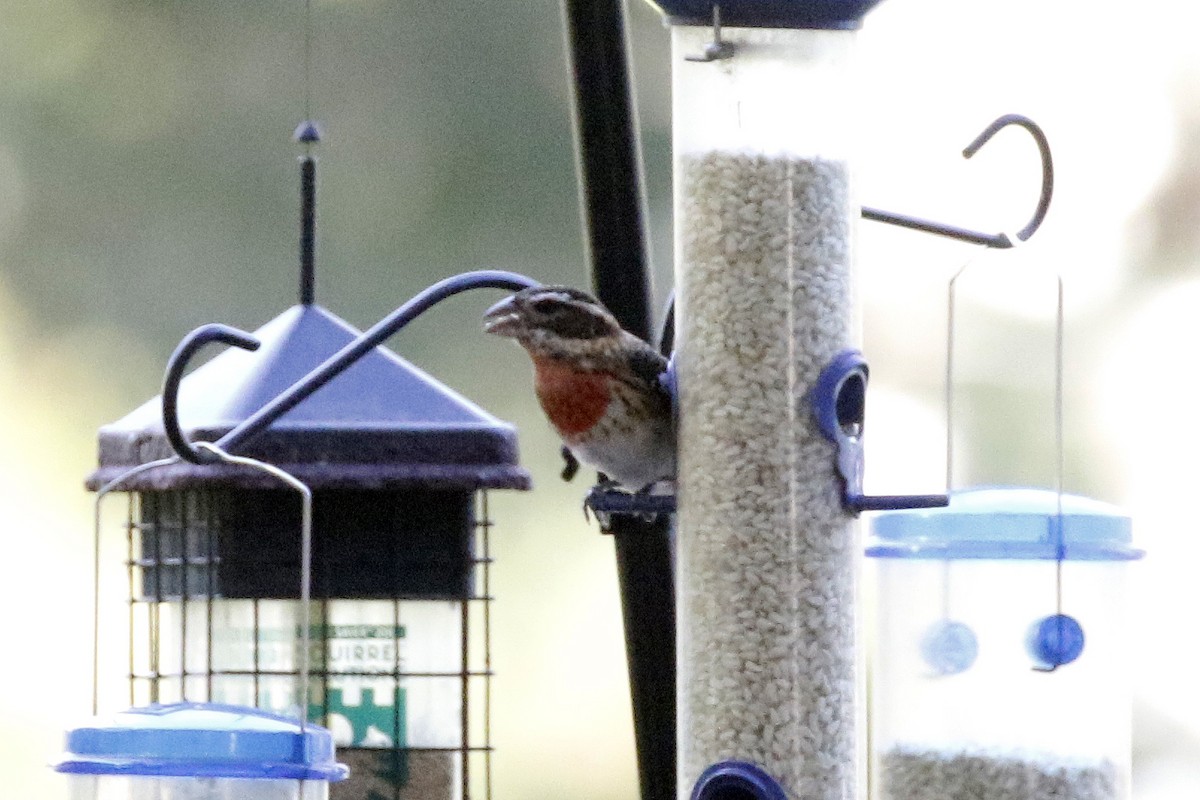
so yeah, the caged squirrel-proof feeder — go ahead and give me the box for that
[85,277,531,800]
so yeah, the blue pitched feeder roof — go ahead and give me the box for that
[87,304,530,491]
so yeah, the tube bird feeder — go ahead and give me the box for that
[643,1,886,797]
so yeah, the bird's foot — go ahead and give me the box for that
[583,478,623,528]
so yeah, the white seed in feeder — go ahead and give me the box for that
[676,151,856,798]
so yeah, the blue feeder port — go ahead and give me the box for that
[920,620,979,676]
[691,761,789,800]
[1029,613,1086,669]
[55,702,348,782]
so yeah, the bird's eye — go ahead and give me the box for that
[531,298,560,314]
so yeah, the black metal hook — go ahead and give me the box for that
[862,113,1054,248]
[162,323,261,464]
[159,270,540,465]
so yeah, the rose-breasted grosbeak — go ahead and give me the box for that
[483,285,675,492]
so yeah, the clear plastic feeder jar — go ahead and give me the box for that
[55,702,347,800]
[865,487,1142,800]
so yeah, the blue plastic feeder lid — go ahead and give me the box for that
[55,703,349,781]
[866,487,1143,561]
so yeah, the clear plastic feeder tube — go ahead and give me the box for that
[672,24,861,800]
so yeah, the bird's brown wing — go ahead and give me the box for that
[616,339,673,414]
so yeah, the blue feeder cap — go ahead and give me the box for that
[54,703,349,782]
[866,487,1144,561]
[646,0,885,29]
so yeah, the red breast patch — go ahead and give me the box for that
[532,356,610,438]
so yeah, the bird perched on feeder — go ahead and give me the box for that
[483,285,675,492]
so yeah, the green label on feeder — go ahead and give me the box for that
[326,624,407,640]
[250,624,406,644]
[310,624,408,748]
[304,625,407,671]
[207,601,461,752]
[311,684,408,750]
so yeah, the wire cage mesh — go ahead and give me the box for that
[113,485,496,800]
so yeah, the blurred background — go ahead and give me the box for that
[0,0,1197,796]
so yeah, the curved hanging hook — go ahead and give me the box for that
[157,270,540,463]
[862,113,1054,248]
[162,323,261,464]
[964,114,1053,244]
[214,269,539,456]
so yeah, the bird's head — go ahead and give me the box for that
[483,286,623,355]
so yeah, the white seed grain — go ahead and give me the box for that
[879,746,1120,800]
[677,151,856,798]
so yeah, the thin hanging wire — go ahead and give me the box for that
[93,456,181,716]
[1053,273,1066,619]
[944,236,1068,626]
[943,245,995,492]
[92,449,315,725]
[191,442,315,728]
[303,0,314,145]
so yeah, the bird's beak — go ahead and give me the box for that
[483,295,522,337]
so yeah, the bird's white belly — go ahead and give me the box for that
[568,409,675,490]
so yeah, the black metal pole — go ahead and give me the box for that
[299,155,317,304]
[607,512,675,800]
[560,3,676,800]
[295,121,321,305]
[561,0,654,341]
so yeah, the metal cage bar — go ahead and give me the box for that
[125,495,137,709]
[205,488,216,702]
[179,492,189,701]
[480,490,494,800]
